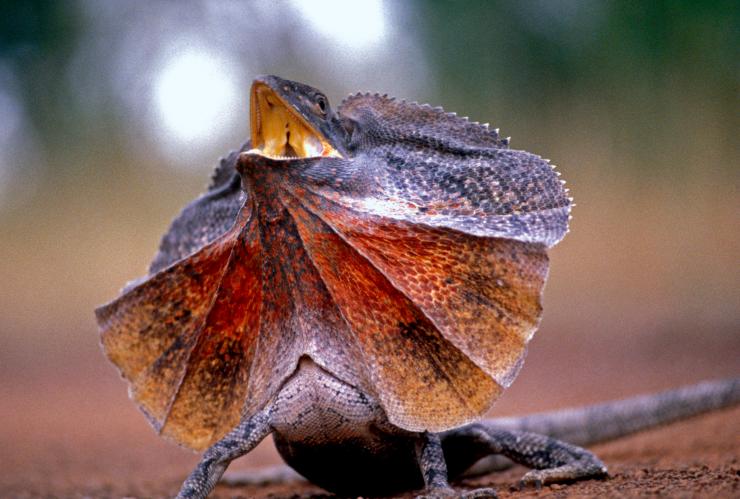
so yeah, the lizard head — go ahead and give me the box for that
[247,75,347,160]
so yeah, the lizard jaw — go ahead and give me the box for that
[249,82,343,160]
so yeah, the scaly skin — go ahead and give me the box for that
[96,76,738,498]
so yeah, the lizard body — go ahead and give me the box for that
[95,76,739,498]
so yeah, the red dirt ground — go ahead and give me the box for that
[1,331,738,498]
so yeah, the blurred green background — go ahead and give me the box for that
[0,0,738,495]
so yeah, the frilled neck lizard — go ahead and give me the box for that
[96,75,739,498]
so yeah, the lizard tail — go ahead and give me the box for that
[485,377,740,447]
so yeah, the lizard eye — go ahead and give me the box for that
[315,95,328,115]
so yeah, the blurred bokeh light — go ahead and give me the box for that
[291,0,387,50]
[152,46,241,156]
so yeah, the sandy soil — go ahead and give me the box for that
[1,331,737,498]
[2,400,737,499]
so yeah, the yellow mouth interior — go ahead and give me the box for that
[249,83,342,159]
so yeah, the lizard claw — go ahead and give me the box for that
[461,487,498,498]
[519,460,608,488]
[415,486,458,499]
[519,471,545,490]
[416,486,497,499]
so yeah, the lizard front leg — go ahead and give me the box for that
[444,424,607,489]
[415,432,498,498]
[176,407,273,499]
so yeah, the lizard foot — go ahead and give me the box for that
[446,425,608,491]
[416,486,497,499]
[518,461,608,489]
[461,487,498,498]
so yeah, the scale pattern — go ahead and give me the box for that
[96,81,571,450]
[286,190,548,389]
[336,93,570,246]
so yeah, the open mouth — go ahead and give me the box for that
[248,82,342,160]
